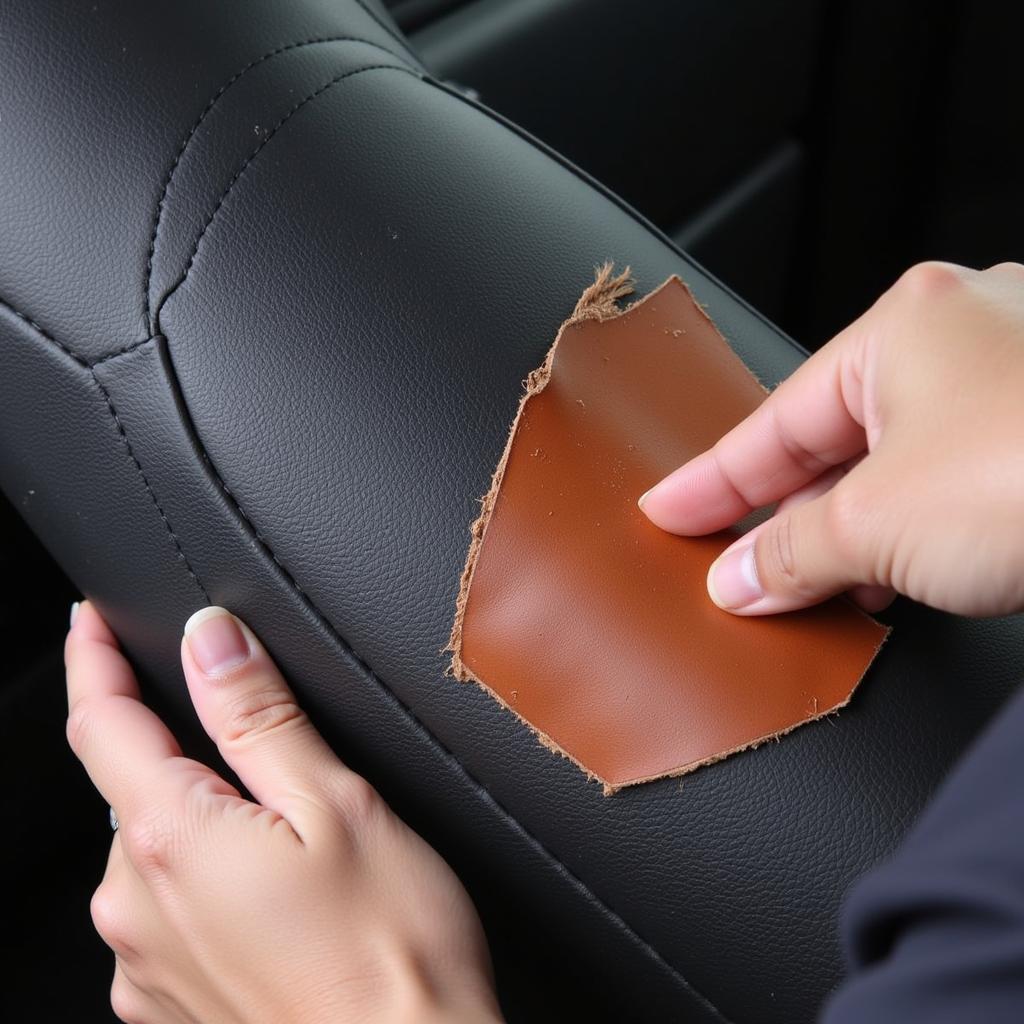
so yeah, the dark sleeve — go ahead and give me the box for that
[821,682,1024,1023]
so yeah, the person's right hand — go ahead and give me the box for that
[639,261,1024,618]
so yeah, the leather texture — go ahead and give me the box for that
[1,3,1022,1022]
[455,276,886,791]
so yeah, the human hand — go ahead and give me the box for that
[65,602,502,1024]
[639,261,1024,617]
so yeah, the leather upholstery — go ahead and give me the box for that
[2,3,1022,1021]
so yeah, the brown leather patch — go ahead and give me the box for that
[449,273,888,793]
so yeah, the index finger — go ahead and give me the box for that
[639,319,871,535]
[65,601,184,815]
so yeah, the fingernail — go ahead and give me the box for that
[637,486,653,509]
[69,601,80,628]
[708,542,763,609]
[184,607,250,675]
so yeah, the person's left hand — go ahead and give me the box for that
[65,601,503,1024]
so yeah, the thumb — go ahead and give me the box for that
[181,607,353,824]
[707,483,867,614]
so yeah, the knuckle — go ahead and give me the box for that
[332,772,382,832]
[221,687,306,745]
[90,886,135,961]
[121,811,176,877]
[898,260,965,300]
[766,406,831,481]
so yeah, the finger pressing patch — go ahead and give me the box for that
[447,267,888,793]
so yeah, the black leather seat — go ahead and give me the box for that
[2,3,1021,1021]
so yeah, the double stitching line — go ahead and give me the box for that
[91,366,211,603]
[154,63,419,324]
[142,34,414,330]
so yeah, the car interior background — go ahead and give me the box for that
[2,1,1022,1021]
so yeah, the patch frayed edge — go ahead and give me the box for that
[445,261,634,680]
[444,264,890,794]
[453,628,889,796]
[600,622,890,794]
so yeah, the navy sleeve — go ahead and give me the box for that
[821,682,1024,1023]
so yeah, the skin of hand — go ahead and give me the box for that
[639,261,1024,617]
[65,602,503,1024]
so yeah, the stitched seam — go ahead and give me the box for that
[91,336,155,366]
[0,302,209,601]
[155,63,420,322]
[142,34,413,331]
[0,297,160,368]
[90,369,211,603]
[1,300,93,370]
